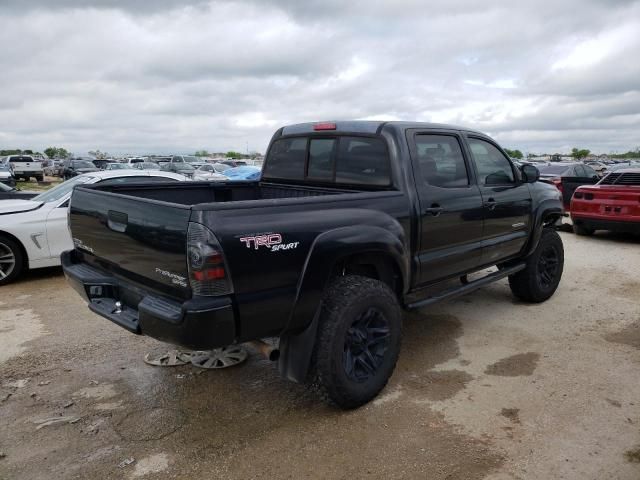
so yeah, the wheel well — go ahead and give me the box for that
[0,231,29,266]
[333,253,403,296]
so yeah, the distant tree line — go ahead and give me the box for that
[194,149,257,159]
[504,148,523,159]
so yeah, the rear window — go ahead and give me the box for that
[8,156,34,162]
[264,135,390,187]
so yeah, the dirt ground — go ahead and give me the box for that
[1,230,639,479]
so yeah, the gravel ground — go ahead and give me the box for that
[0,230,639,479]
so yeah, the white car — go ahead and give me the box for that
[192,164,229,181]
[0,170,187,285]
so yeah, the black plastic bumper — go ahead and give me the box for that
[61,250,236,350]
[572,217,640,234]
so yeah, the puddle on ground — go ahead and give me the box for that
[115,408,186,441]
[484,353,540,377]
[500,408,520,424]
[605,320,640,350]
[0,308,48,363]
[73,383,118,400]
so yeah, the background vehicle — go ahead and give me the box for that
[5,155,43,182]
[221,159,248,167]
[223,165,261,180]
[571,168,640,235]
[161,161,196,178]
[0,163,15,186]
[0,170,188,285]
[63,121,564,409]
[63,159,100,179]
[134,161,161,170]
[585,161,608,174]
[105,162,133,170]
[92,159,110,170]
[175,155,207,168]
[125,157,147,166]
[44,160,65,177]
[192,164,229,181]
[537,163,599,210]
[0,182,38,200]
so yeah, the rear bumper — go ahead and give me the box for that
[62,250,236,350]
[571,214,640,234]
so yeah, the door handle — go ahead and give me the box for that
[484,198,497,210]
[107,210,128,233]
[425,204,443,216]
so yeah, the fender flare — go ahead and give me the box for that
[278,224,409,383]
[524,200,563,256]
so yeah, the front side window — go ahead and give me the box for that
[468,138,515,185]
[415,135,469,188]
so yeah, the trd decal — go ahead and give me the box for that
[239,234,299,252]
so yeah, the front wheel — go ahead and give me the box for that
[509,228,564,303]
[0,235,25,286]
[309,275,402,409]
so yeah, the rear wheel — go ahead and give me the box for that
[0,235,25,286]
[309,275,402,409]
[35,174,44,182]
[509,228,564,303]
[573,223,594,236]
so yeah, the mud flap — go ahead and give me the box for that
[278,309,321,383]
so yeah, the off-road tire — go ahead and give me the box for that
[573,223,594,236]
[509,228,564,303]
[309,275,402,409]
[0,234,25,286]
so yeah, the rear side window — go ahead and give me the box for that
[415,135,469,188]
[263,137,307,180]
[335,137,390,186]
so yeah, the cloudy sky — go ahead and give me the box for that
[0,0,638,155]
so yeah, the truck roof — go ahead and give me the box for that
[281,120,485,136]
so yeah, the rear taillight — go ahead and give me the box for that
[552,177,563,194]
[573,191,583,199]
[187,222,233,296]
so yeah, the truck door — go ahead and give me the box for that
[465,136,532,265]
[408,131,485,284]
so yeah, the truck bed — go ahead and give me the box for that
[87,181,358,206]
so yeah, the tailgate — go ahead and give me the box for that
[69,186,192,298]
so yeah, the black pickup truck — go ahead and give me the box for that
[63,121,564,408]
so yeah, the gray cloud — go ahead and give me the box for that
[0,0,638,155]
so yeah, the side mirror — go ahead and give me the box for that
[521,164,540,183]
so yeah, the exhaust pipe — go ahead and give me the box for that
[247,340,280,362]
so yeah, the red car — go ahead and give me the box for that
[570,168,640,235]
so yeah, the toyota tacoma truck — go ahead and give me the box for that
[62,121,564,408]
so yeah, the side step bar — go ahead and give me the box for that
[405,263,526,310]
